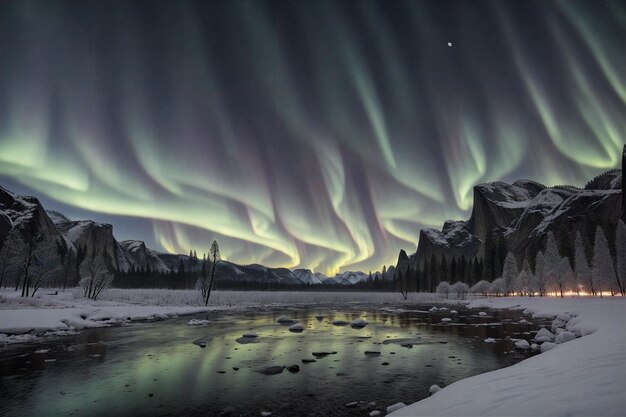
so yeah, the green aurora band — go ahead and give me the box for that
[0,0,624,275]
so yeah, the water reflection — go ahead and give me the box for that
[0,305,544,417]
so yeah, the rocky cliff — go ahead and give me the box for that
[400,167,623,277]
[0,187,77,286]
[120,240,169,272]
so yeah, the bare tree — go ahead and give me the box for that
[2,231,40,297]
[0,231,20,288]
[549,257,573,298]
[204,240,221,306]
[436,281,451,298]
[29,238,62,297]
[79,253,113,301]
[395,263,409,300]
[452,281,469,299]
[470,280,491,297]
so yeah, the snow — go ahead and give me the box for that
[555,330,576,343]
[534,327,555,342]
[429,384,442,394]
[0,305,211,335]
[514,339,530,350]
[441,317,452,323]
[64,221,91,243]
[187,319,210,326]
[386,403,407,413]
[389,297,626,417]
[483,337,496,343]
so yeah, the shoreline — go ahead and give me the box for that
[389,297,626,417]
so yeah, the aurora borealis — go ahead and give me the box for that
[0,1,624,275]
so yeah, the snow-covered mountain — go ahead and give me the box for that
[55,218,138,272]
[292,269,327,285]
[0,187,77,286]
[399,149,624,280]
[120,240,170,273]
[0,185,403,288]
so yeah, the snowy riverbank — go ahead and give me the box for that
[0,289,443,343]
[389,297,626,417]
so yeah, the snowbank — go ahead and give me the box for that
[389,297,626,417]
[0,305,211,335]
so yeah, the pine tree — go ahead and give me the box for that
[533,251,546,296]
[574,231,593,295]
[459,255,467,283]
[502,252,518,295]
[518,258,532,295]
[593,227,616,297]
[450,257,457,283]
[440,257,448,283]
[543,232,561,295]
[557,228,575,270]
[616,220,626,296]
[204,240,221,306]
[494,230,507,278]
[483,230,496,281]
[429,254,438,292]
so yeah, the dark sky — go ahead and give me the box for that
[0,0,624,274]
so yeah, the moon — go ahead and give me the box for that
[448,42,452,47]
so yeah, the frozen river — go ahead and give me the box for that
[0,303,545,416]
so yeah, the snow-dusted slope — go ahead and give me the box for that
[467,180,543,241]
[120,240,169,272]
[416,220,481,265]
[0,186,77,283]
[57,219,137,272]
[390,297,626,417]
[403,169,622,274]
[293,269,324,285]
[334,271,369,285]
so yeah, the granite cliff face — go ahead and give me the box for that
[52,217,137,272]
[120,240,169,272]
[0,187,77,285]
[622,145,625,223]
[400,166,623,276]
[466,180,544,242]
[416,220,481,265]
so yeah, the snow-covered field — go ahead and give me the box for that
[389,297,626,417]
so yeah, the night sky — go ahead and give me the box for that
[0,0,624,275]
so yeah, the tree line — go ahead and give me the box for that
[394,220,626,298]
